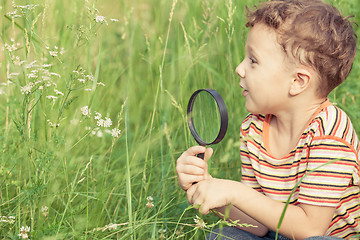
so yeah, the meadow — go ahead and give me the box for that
[0,0,359,239]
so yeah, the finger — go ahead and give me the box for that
[203,148,213,179]
[192,195,203,210]
[180,155,207,169]
[179,174,206,190]
[187,184,197,204]
[204,148,213,162]
[179,165,206,175]
[183,146,206,157]
[199,203,210,215]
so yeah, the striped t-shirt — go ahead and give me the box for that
[240,100,360,238]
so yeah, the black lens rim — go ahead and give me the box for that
[187,88,228,146]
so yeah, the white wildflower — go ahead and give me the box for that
[46,95,58,101]
[41,205,49,217]
[78,78,86,83]
[97,119,105,127]
[42,64,52,68]
[7,10,21,18]
[42,76,51,81]
[111,128,121,137]
[50,72,61,78]
[146,196,154,208]
[4,42,18,52]
[146,201,154,208]
[95,15,107,24]
[20,82,35,94]
[54,89,64,95]
[106,223,117,230]
[97,82,105,86]
[18,226,30,239]
[85,74,94,81]
[84,88,93,92]
[13,56,25,65]
[0,216,15,224]
[42,69,50,75]
[18,4,39,11]
[110,18,120,22]
[81,106,91,116]
[94,112,102,120]
[103,117,112,127]
[194,215,207,229]
[24,60,37,69]
[8,216,15,224]
[49,50,58,57]
[27,72,37,78]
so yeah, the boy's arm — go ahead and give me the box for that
[213,205,268,237]
[187,179,335,239]
[176,146,269,237]
[230,181,335,239]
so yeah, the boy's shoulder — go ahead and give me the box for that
[242,113,265,128]
[309,103,359,147]
[241,113,266,137]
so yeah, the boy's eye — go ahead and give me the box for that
[249,57,257,64]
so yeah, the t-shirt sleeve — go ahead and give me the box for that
[298,137,359,207]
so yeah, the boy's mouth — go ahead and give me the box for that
[239,84,248,97]
[242,89,248,97]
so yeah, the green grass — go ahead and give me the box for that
[0,0,359,239]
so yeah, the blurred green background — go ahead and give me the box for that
[0,0,359,238]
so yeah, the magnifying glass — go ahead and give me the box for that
[187,88,228,159]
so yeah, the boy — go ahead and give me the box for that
[176,0,359,239]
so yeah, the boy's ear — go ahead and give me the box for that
[289,68,312,96]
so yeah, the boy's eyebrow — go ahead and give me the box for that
[246,44,260,59]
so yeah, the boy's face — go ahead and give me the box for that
[236,24,296,115]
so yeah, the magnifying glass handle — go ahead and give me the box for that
[197,153,204,160]
[192,152,205,185]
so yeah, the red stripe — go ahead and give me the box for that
[299,195,338,205]
[333,109,342,135]
[254,173,302,182]
[308,160,355,168]
[301,184,345,191]
[263,188,299,196]
[306,172,352,179]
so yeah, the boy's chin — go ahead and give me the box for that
[244,103,262,115]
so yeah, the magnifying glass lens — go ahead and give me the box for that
[192,91,221,144]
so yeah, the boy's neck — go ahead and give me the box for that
[267,97,327,158]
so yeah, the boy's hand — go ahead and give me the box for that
[176,146,213,191]
[187,178,236,215]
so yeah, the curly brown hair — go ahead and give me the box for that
[246,0,357,97]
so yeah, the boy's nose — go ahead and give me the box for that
[235,61,245,78]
